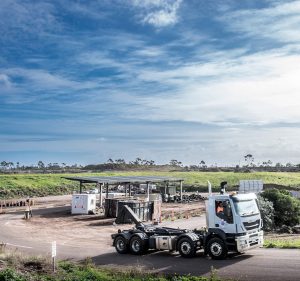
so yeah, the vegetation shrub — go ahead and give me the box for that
[261,189,300,228]
[257,195,274,231]
[0,268,26,281]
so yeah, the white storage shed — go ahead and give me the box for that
[71,194,96,215]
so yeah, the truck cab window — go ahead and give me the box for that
[215,200,233,224]
[216,201,224,215]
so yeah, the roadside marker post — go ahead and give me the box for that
[52,241,56,273]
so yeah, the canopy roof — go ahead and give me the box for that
[64,175,183,185]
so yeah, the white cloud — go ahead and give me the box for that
[60,1,109,20]
[131,0,182,27]
[5,68,99,92]
[134,46,165,57]
[0,74,11,88]
[0,0,58,38]
[126,48,300,126]
[220,0,300,43]
[0,68,102,105]
[78,51,127,69]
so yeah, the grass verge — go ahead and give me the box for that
[264,233,300,249]
[0,251,231,281]
[264,238,300,249]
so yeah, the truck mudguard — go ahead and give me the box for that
[112,231,132,246]
[130,232,149,241]
[205,228,226,243]
[175,232,200,250]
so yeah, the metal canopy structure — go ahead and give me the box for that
[64,176,183,184]
[64,176,184,207]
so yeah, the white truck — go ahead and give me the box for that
[112,182,264,259]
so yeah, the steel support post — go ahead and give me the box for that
[180,181,183,202]
[79,181,83,194]
[147,182,150,201]
[99,183,103,207]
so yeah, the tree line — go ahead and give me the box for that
[1,155,300,173]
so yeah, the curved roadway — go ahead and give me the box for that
[0,207,300,281]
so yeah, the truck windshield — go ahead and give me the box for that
[233,199,259,217]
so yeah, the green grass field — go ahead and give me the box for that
[0,171,300,199]
[264,237,300,249]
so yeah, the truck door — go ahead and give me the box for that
[214,199,235,233]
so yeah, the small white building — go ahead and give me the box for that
[71,194,96,215]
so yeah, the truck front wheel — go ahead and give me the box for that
[207,237,228,260]
[129,236,148,255]
[178,238,196,258]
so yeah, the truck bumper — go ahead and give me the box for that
[235,230,264,253]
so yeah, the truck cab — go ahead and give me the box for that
[205,192,263,258]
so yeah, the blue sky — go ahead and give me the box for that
[1,0,300,166]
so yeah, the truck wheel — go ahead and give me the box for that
[178,238,196,258]
[114,236,128,254]
[207,237,228,260]
[129,236,148,255]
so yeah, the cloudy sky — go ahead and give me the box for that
[1,0,300,166]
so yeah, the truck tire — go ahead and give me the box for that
[129,236,148,255]
[114,236,128,254]
[207,237,228,260]
[178,238,196,258]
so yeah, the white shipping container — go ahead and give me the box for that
[71,194,96,215]
[239,180,263,194]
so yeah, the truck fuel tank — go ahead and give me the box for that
[152,236,176,250]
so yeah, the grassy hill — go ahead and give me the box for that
[0,171,300,199]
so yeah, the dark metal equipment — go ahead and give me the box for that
[112,205,204,258]
[106,199,154,223]
[115,205,145,227]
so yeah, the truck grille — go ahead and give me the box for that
[243,219,260,230]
